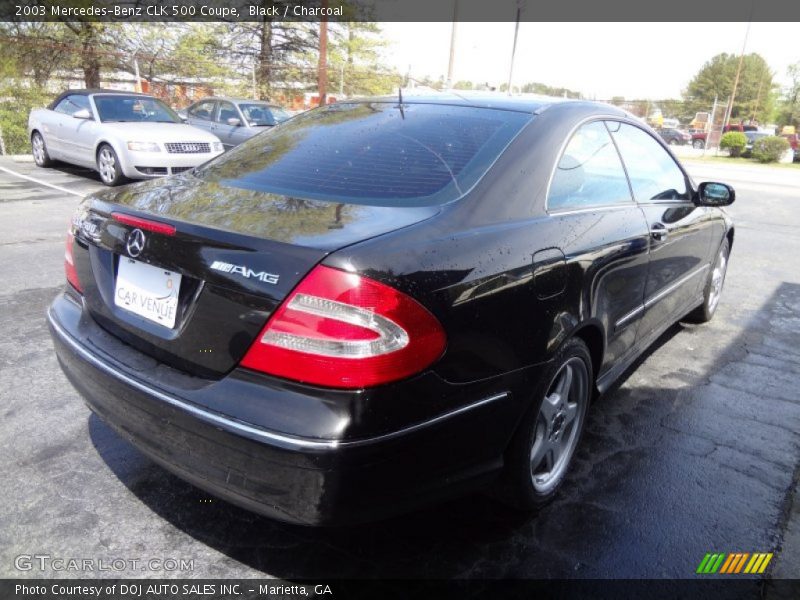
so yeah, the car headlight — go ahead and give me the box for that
[211,142,224,152]
[127,141,161,152]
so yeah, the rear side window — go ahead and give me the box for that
[54,95,90,116]
[548,121,632,211]
[194,102,531,207]
[608,121,689,202]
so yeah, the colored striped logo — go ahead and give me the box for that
[696,552,773,574]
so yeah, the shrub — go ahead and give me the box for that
[0,85,50,155]
[719,131,747,157]
[751,136,790,163]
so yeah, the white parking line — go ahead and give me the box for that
[0,165,86,198]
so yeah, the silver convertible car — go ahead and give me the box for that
[28,90,224,186]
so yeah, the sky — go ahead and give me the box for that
[380,22,799,100]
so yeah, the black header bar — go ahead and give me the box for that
[1,0,799,23]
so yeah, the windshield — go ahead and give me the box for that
[93,95,181,123]
[194,102,531,207]
[239,103,290,126]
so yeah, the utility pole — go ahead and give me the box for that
[723,20,752,129]
[445,0,458,89]
[704,96,717,153]
[506,1,524,94]
[751,66,766,123]
[252,64,257,99]
[133,54,141,93]
[317,0,329,106]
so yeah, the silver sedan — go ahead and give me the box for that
[180,97,291,149]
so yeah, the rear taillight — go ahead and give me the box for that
[64,231,82,293]
[240,265,446,389]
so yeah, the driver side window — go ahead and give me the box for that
[607,121,690,202]
[216,101,238,124]
[189,100,216,121]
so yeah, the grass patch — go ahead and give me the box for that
[682,154,800,170]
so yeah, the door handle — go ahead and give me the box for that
[650,223,668,241]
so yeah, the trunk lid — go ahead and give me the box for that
[72,174,437,377]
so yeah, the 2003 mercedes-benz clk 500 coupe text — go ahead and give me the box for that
[47,93,735,525]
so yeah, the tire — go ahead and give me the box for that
[96,144,127,186]
[31,131,53,167]
[499,337,593,510]
[686,238,730,324]
[692,139,705,150]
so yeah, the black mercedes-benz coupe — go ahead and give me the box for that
[47,92,734,525]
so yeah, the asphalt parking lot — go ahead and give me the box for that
[0,156,798,587]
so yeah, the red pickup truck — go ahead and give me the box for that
[690,124,759,149]
[781,133,799,161]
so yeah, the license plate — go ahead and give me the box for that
[114,257,182,328]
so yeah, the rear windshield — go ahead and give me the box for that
[194,102,531,206]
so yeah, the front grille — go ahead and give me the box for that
[165,142,211,154]
[171,167,193,174]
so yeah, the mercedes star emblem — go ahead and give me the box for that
[126,228,146,258]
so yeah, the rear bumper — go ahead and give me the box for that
[48,291,535,525]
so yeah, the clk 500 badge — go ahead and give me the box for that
[210,260,279,285]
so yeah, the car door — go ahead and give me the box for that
[214,100,241,149]
[230,104,256,146]
[547,120,652,373]
[46,97,81,158]
[607,120,715,339]
[184,99,217,135]
[58,94,97,166]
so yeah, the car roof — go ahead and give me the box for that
[337,90,626,117]
[195,96,283,108]
[48,89,153,110]
[356,90,555,113]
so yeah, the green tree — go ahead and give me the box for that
[776,62,800,128]
[0,20,126,88]
[684,53,777,124]
[519,81,582,99]
[328,22,400,97]
[0,22,74,86]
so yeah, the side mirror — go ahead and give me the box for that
[73,109,92,120]
[695,181,735,207]
[227,117,242,127]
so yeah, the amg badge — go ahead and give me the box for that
[210,260,280,285]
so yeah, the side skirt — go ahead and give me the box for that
[596,293,705,395]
